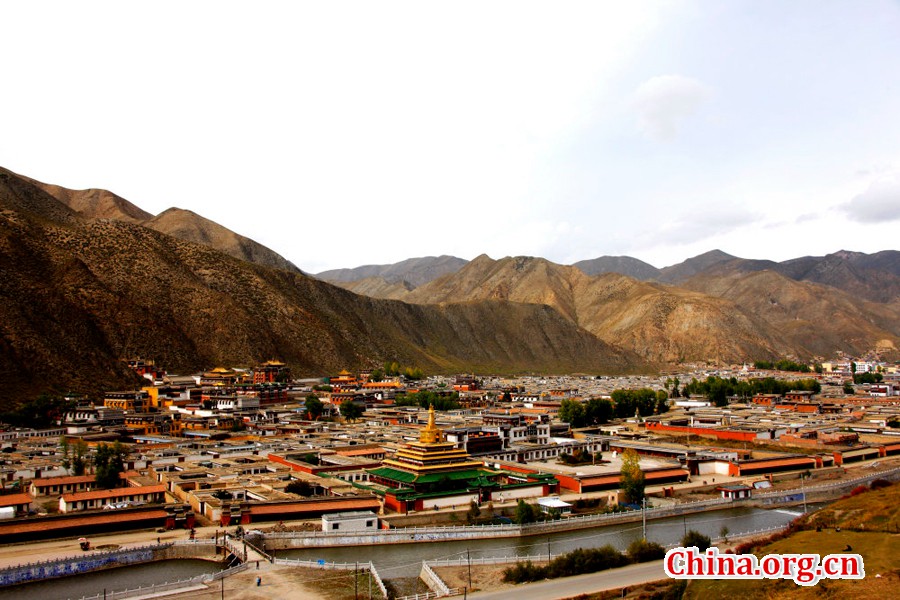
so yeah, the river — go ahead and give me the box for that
[0,559,223,600]
[0,504,811,598]
[279,505,813,579]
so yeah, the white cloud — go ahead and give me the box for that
[842,177,900,223]
[632,75,711,141]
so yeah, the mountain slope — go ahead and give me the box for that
[334,277,414,300]
[0,168,641,403]
[25,176,153,223]
[571,255,661,280]
[145,207,301,274]
[15,169,302,274]
[317,255,468,287]
[682,269,900,357]
[407,255,787,364]
[656,249,737,283]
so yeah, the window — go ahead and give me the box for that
[366,520,374,528]
[332,523,339,530]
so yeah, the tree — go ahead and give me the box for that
[719,525,730,543]
[369,368,384,382]
[585,398,613,425]
[404,366,424,380]
[286,480,314,496]
[843,381,854,395]
[619,448,645,505]
[558,398,586,428]
[671,377,681,398]
[466,500,481,524]
[340,399,364,422]
[514,499,539,524]
[305,394,324,420]
[94,441,128,489]
[627,539,665,563]
[681,529,711,552]
[655,390,669,414]
[60,437,88,476]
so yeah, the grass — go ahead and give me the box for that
[685,480,900,599]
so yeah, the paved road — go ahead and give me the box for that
[467,560,668,600]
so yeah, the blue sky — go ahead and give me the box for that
[2,1,899,273]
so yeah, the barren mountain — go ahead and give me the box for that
[656,249,737,283]
[682,269,900,358]
[334,277,414,300]
[26,176,153,223]
[775,250,900,303]
[572,255,661,280]
[407,255,786,364]
[145,208,301,274]
[20,170,302,274]
[317,255,468,287]
[0,168,640,403]
[659,250,900,303]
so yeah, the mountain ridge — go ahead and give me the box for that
[0,167,642,403]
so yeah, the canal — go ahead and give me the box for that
[0,559,224,600]
[0,504,813,598]
[279,505,811,579]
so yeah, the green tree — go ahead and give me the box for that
[60,437,88,476]
[627,539,666,563]
[94,441,128,489]
[305,394,324,420]
[340,399,364,422]
[558,398,586,428]
[619,448,645,505]
[681,529,711,552]
[585,398,613,424]
[514,499,539,524]
[843,381,855,394]
[369,368,384,382]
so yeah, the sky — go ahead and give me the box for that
[2,1,900,274]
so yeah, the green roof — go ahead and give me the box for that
[368,466,492,485]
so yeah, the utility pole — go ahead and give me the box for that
[801,474,808,514]
[220,576,224,600]
[547,537,551,562]
[355,561,358,600]
[641,497,647,540]
[467,548,472,589]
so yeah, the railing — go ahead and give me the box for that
[397,589,461,600]
[369,561,389,599]
[273,557,369,569]
[420,562,451,597]
[75,575,207,600]
[202,561,251,582]
[0,544,165,588]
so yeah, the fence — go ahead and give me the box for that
[0,544,163,587]
[74,575,207,600]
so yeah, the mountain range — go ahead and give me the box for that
[1,166,897,404]
[0,167,637,404]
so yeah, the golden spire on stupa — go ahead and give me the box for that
[419,404,442,444]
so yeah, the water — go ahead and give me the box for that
[0,559,223,600]
[279,506,808,579]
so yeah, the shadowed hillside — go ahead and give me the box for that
[0,168,642,403]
